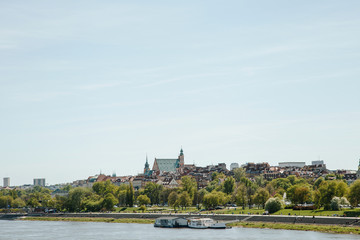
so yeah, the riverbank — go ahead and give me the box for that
[18,216,360,235]
[21,217,154,224]
[229,221,360,235]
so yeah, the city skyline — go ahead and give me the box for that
[1,1,360,186]
[1,150,359,187]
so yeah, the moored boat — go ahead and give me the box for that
[154,217,188,228]
[187,218,215,229]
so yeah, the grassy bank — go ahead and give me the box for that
[116,206,360,217]
[21,217,154,224]
[229,221,360,235]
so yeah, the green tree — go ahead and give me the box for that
[253,188,270,209]
[287,175,297,185]
[82,194,103,212]
[197,189,208,207]
[181,176,197,200]
[223,177,235,195]
[61,184,73,192]
[0,196,13,208]
[335,181,349,197]
[12,198,26,208]
[117,190,127,206]
[287,184,312,205]
[126,183,134,207]
[313,177,324,190]
[67,187,91,212]
[348,180,360,207]
[233,168,246,182]
[160,188,174,206]
[92,180,116,197]
[27,197,40,208]
[103,193,118,211]
[241,177,257,208]
[255,175,267,188]
[314,181,337,210]
[168,191,179,210]
[143,182,163,205]
[54,195,68,211]
[234,184,247,209]
[137,194,151,206]
[271,178,291,191]
[203,191,227,209]
[178,191,192,209]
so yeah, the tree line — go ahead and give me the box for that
[2,168,360,213]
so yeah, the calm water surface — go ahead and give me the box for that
[0,220,358,240]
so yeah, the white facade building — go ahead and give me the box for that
[278,162,306,168]
[312,160,324,165]
[230,163,239,171]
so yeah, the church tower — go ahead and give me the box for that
[178,148,184,168]
[144,155,150,175]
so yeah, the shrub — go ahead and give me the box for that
[330,197,350,211]
[330,197,341,211]
[265,197,284,214]
[139,205,146,213]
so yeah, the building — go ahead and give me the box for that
[278,162,306,168]
[33,178,46,187]
[3,177,10,187]
[152,148,185,174]
[144,155,153,176]
[312,160,324,165]
[230,163,239,171]
[243,162,270,174]
[356,159,360,179]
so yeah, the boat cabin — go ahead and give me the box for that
[187,218,215,229]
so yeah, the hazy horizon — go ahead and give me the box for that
[1,1,360,186]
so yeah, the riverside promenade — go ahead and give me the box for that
[3,212,359,226]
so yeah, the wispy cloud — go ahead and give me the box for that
[13,91,73,103]
[76,81,129,90]
[137,73,228,88]
[0,43,17,50]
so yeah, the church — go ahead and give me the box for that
[144,148,185,176]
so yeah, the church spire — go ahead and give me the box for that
[144,154,150,175]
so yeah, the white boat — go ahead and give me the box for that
[187,218,216,229]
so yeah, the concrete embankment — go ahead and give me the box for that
[12,212,359,226]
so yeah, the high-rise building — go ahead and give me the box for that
[3,177,10,187]
[33,178,46,187]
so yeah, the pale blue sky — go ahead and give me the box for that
[1,1,360,186]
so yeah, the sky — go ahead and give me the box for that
[1,1,360,186]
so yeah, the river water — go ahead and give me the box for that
[0,220,357,240]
